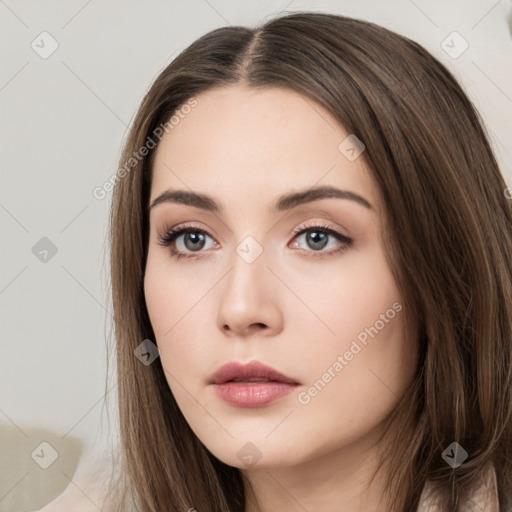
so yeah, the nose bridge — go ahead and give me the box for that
[217,232,281,334]
[226,233,269,298]
[235,233,266,267]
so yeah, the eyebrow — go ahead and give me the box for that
[148,185,372,213]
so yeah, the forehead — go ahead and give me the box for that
[150,85,379,213]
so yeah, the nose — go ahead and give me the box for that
[216,244,283,339]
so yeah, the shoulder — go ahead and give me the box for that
[417,462,500,512]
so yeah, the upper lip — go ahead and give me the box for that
[210,360,300,385]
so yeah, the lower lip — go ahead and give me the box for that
[212,381,298,407]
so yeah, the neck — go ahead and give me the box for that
[242,425,390,512]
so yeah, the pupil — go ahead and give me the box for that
[185,232,205,251]
[307,231,328,250]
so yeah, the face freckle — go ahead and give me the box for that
[143,84,417,475]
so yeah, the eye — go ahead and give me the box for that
[156,223,216,260]
[156,222,353,260]
[289,222,353,259]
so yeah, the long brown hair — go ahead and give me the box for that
[105,11,512,511]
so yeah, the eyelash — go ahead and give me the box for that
[156,222,353,261]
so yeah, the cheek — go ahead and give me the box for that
[143,247,203,338]
[143,255,218,440]
[143,249,211,378]
[295,244,413,414]
[288,241,403,348]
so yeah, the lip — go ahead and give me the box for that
[209,360,299,385]
[209,360,300,408]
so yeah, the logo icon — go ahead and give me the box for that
[32,237,58,263]
[236,236,263,264]
[31,32,59,59]
[31,441,59,469]
[441,32,469,59]
[441,441,468,468]
[338,134,365,161]
[134,339,160,365]
[237,442,263,467]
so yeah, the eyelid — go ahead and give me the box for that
[291,219,350,238]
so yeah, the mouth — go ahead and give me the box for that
[229,377,273,382]
[209,360,300,408]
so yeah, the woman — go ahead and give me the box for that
[101,11,511,512]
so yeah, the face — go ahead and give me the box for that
[144,84,418,470]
